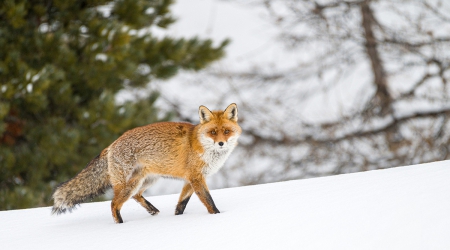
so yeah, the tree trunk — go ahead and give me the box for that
[360,0,392,116]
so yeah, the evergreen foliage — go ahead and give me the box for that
[0,0,229,210]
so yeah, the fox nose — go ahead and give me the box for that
[218,142,224,146]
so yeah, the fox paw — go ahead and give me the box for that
[148,208,159,215]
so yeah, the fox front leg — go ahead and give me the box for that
[175,182,194,215]
[189,175,220,214]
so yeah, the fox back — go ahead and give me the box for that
[107,104,240,180]
[52,103,241,223]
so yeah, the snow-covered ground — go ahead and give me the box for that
[2,160,449,250]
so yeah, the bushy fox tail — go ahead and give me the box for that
[52,148,111,215]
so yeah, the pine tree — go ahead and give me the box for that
[0,0,228,210]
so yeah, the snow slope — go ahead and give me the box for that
[1,161,450,250]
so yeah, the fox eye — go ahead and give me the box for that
[224,130,230,135]
[211,130,217,135]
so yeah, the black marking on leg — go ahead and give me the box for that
[175,196,191,215]
[144,199,159,215]
[115,209,123,224]
[204,189,220,214]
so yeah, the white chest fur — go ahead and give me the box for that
[199,134,239,176]
[201,149,233,176]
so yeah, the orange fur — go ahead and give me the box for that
[52,103,241,223]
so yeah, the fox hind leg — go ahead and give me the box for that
[133,176,160,215]
[133,193,159,215]
[111,184,129,224]
[111,174,150,223]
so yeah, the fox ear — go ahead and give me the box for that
[199,105,213,124]
[224,103,238,122]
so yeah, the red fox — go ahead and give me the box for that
[52,103,241,223]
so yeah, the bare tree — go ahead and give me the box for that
[155,0,450,189]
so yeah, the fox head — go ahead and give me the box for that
[198,103,241,152]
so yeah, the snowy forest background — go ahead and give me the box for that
[144,0,450,194]
[1,0,450,209]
